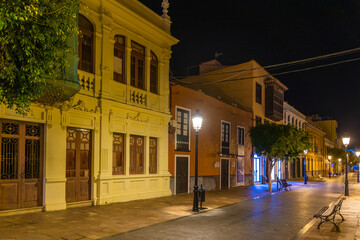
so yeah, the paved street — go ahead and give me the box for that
[105,176,355,240]
[1,174,360,240]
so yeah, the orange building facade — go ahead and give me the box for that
[169,85,253,194]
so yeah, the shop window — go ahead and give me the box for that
[130,135,144,174]
[114,35,125,83]
[131,41,145,90]
[78,14,94,73]
[113,133,125,175]
[149,137,157,174]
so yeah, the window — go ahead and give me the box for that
[295,119,298,128]
[255,116,262,125]
[150,51,158,94]
[237,127,245,146]
[221,122,230,154]
[284,113,286,124]
[78,14,94,73]
[130,135,144,174]
[256,83,262,104]
[292,117,294,125]
[287,115,290,125]
[131,41,145,90]
[113,133,125,175]
[149,137,157,174]
[176,108,190,151]
[114,35,125,83]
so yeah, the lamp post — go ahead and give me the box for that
[342,137,350,196]
[328,155,332,179]
[304,150,308,184]
[338,159,341,176]
[192,109,203,212]
[356,151,360,183]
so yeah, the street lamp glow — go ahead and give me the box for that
[328,155,332,160]
[356,151,360,157]
[304,149,308,155]
[339,158,341,162]
[342,137,350,146]
[192,110,203,132]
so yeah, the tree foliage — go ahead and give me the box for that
[328,148,357,167]
[249,123,312,191]
[0,0,79,113]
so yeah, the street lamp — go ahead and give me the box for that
[342,137,350,196]
[356,151,360,183]
[304,149,308,184]
[328,155,332,179]
[192,109,203,212]
[338,159,341,176]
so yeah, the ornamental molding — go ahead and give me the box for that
[71,100,99,113]
[126,112,149,123]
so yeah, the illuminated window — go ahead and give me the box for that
[131,41,145,90]
[149,137,158,174]
[114,35,125,83]
[78,14,94,73]
[176,108,190,151]
[113,133,125,175]
[150,51,158,94]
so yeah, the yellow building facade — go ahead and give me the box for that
[0,0,178,213]
[306,121,326,177]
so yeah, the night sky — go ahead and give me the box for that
[140,0,360,147]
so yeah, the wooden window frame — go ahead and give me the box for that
[221,121,230,154]
[113,133,125,175]
[237,126,245,146]
[150,51,158,94]
[255,83,262,104]
[149,137,158,174]
[130,41,145,90]
[114,35,125,83]
[130,135,144,174]
[78,14,94,73]
[175,107,190,152]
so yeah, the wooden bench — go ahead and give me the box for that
[313,198,345,232]
[318,175,326,182]
[277,178,292,191]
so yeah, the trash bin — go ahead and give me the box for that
[198,184,206,209]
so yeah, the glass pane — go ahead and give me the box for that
[26,125,41,137]
[2,123,19,135]
[1,138,18,179]
[25,139,40,179]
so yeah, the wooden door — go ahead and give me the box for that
[0,121,43,210]
[221,159,229,189]
[176,156,188,194]
[66,128,91,202]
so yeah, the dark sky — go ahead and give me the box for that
[140,0,360,148]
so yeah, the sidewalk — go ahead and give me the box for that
[297,174,360,240]
[0,178,358,240]
[0,182,298,240]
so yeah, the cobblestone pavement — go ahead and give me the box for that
[0,174,359,240]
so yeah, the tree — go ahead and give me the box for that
[0,0,79,113]
[249,123,312,192]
